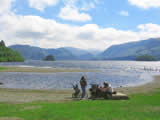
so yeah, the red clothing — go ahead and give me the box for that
[99,87,108,92]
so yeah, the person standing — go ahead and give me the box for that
[80,76,87,99]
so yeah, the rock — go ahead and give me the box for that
[0,82,3,85]
[112,92,129,100]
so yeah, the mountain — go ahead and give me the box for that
[63,47,90,57]
[9,45,77,60]
[102,38,160,60]
[63,47,97,60]
[45,48,77,60]
[9,45,47,60]
[0,41,24,62]
[9,45,98,60]
[9,38,160,61]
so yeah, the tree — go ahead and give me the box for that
[136,55,157,61]
[0,40,24,62]
[0,40,5,47]
[43,55,56,61]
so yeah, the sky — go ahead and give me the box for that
[1,0,160,50]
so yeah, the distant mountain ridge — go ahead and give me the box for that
[9,38,160,61]
[9,45,97,60]
[102,38,160,60]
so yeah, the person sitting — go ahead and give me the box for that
[103,82,116,94]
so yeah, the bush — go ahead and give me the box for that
[0,41,24,62]
[136,55,157,61]
[43,55,56,61]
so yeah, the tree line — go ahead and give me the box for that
[0,40,24,62]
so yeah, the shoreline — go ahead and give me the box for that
[0,75,160,103]
[115,75,160,94]
[0,66,97,73]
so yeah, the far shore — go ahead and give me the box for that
[0,75,160,103]
[0,66,97,73]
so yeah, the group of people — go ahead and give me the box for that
[78,76,114,99]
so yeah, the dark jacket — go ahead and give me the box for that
[80,76,87,88]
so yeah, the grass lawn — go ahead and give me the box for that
[0,67,8,70]
[0,66,96,73]
[0,89,160,120]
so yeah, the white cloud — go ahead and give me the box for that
[138,23,160,39]
[128,0,160,9]
[1,0,160,50]
[120,10,129,16]
[28,0,59,11]
[58,0,102,22]
[80,2,95,11]
[1,13,160,50]
[28,0,100,22]
[58,5,92,22]
[0,0,14,14]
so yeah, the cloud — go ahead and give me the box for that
[0,0,14,14]
[120,10,129,16]
[1,13,160,50]
[128,0,160,9]
[28,0,100,22]
[138,23,160,39]
[58,0,101,22]
[1,0,160,50]
[80,2,95,11]
[58,5,92,22]
[28,0,59,11]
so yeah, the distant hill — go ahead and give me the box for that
[9,45,98,60]
[63,47,90,57]
[9,45,46,60]
[63,47,97,60]
[0,41,24,62]
[102,38,160,60]
[9,45,77,60]
[45,48,77,60]
[9,38,160,61]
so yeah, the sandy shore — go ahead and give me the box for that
[0,66,96,73]
[0,75,160,103]
[115,75,160,94]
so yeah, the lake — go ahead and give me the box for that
[0,60,160,89]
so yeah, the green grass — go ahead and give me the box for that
[0,66,8,70]
[0,90,160,120]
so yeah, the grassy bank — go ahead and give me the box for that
[0,66,96,73]
[0,91,160,120]
[0,67,8,70]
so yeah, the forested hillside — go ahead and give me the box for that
[0,40,24,62]
[102,38,160,60]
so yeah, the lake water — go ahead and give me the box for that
[0,60,160,90]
